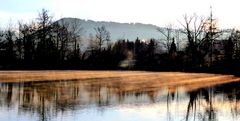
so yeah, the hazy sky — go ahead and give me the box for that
[0,0,239,28]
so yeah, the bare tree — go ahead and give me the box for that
[157,24,183,52]
[18,22,34,62]
[174,28,182,51]
[35,8,61,67]
[179,14,206,48]
[36,8,53,49]
[204,8,221,64]
[179,10,221,66]
[53,19,71,61]
[37,9,53,30]
[88,33,97,52]
[179,14,207,65]
[68,18,83,58]
[94,26,110,51]
[157,24,174,53]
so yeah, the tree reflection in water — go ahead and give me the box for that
[0,77,240,121]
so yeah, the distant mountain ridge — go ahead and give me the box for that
[58,18,167,41]
[57,18,232,51]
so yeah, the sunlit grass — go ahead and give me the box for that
[0,70,239,92]
[1,71,240,121]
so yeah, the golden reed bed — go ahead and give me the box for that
[0,70,239,92]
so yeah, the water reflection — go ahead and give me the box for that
[0,77,240,121]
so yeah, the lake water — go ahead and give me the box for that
[0,73,240,121]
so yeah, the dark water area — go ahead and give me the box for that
[0,77,240,121]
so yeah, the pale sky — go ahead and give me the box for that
[0,0,239,29]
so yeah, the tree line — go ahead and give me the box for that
[0,9,240,73]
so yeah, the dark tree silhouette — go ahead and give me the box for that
[5,29,16,65]
[169,38,177,59]
[35,9,59,68]
[0,8,238,73]
[224,37,234,61]
[179,14,206,66]
[18,22,37,67]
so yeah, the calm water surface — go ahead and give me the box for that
[0,75,240,121]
